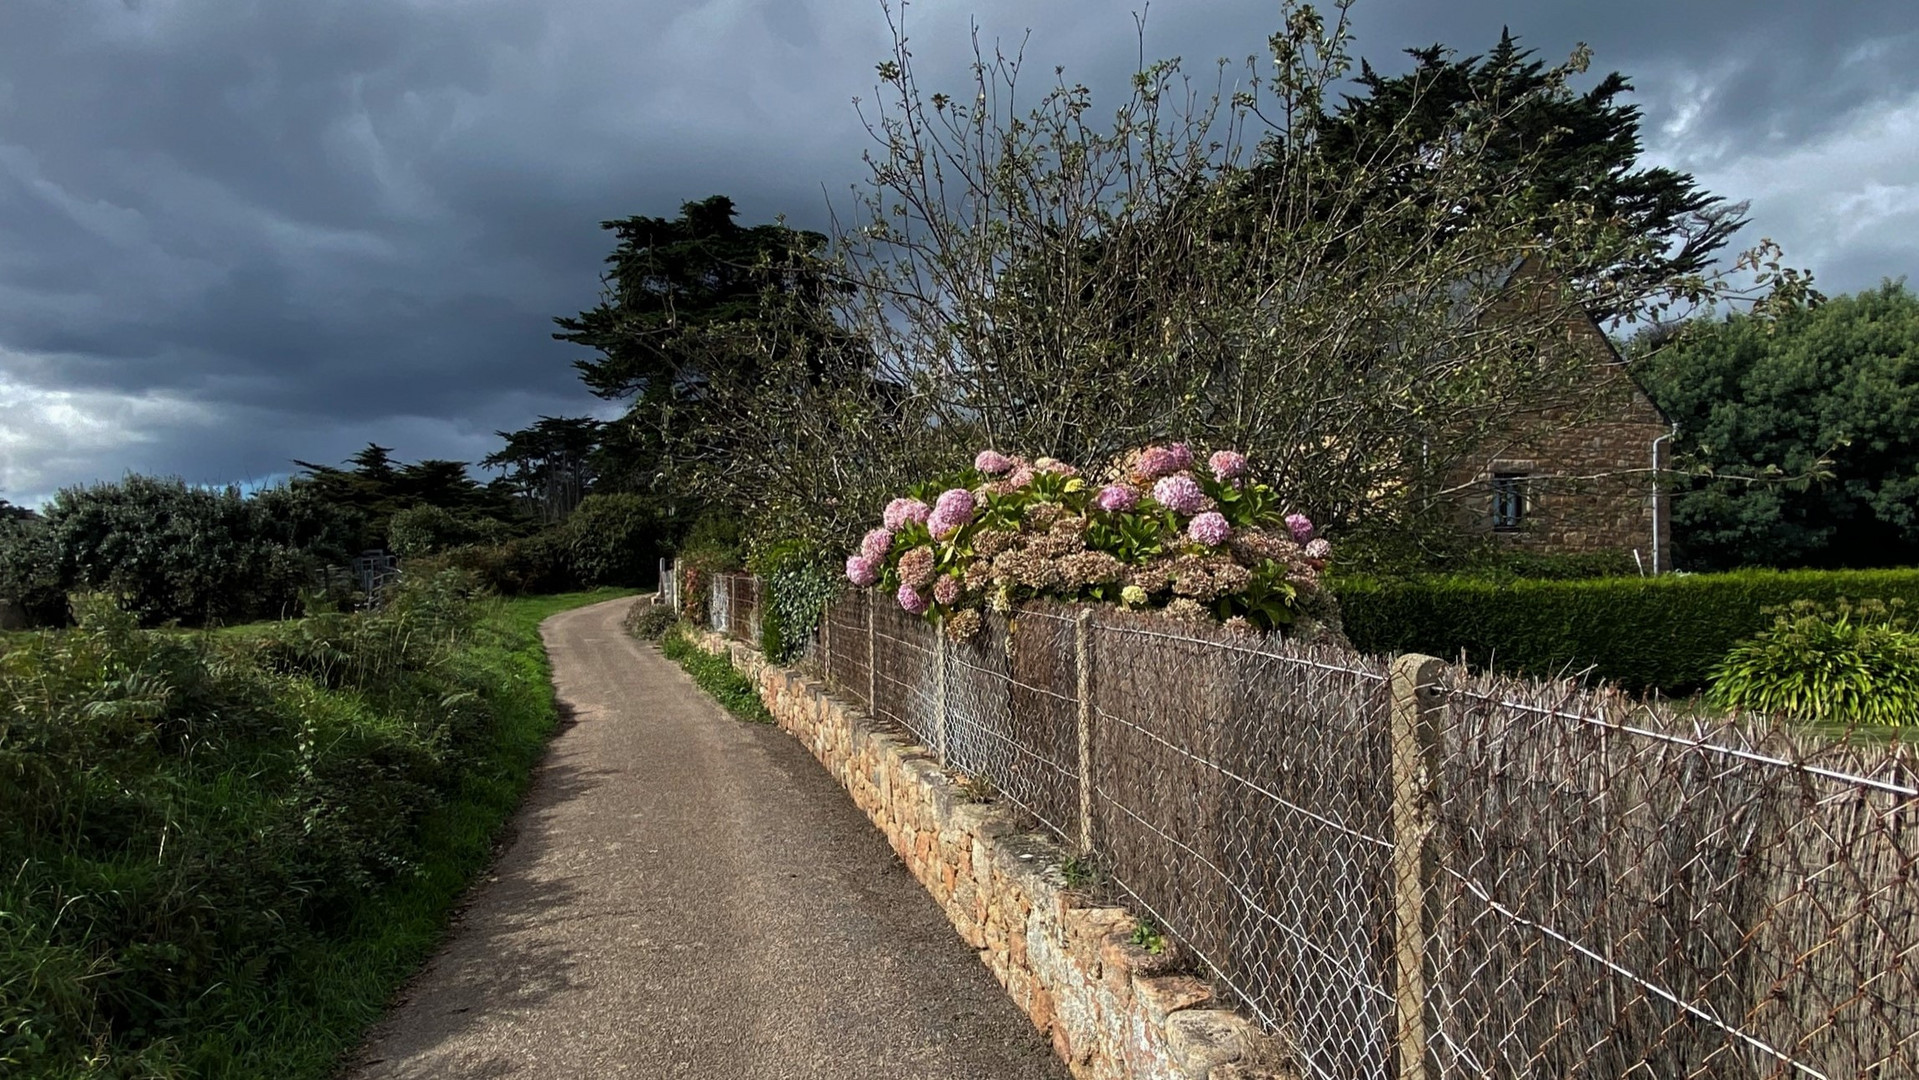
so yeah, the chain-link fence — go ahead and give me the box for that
[677,569,1918,1079]
[704,572,762,648]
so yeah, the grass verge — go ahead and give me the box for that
[216,587,633,1078]
[0,583,630,1079]
[658,625,774,724]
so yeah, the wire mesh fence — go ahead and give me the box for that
[706,572,762,647]
[678,567,1918,1079]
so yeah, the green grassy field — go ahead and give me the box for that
[0,584,631,1079]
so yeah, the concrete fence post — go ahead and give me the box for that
[1389,653,1447,1080]
[1075,609,1095,854]
[934,629,950,767]
[867,592,878,712]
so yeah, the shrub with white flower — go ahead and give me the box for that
[846,443,1334,638]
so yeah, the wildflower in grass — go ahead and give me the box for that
[897,583,931,615]
[1096,484,1139,512]
[1152,474,1206,515]
[860,527,894,559]
[885,497,931,529]
[1285,513,1315,544]
[1208,450,1247,483]
[845,554,882,587]
[975,450,1016,475]
[897,545,938,590]
[1188,511,1231,547]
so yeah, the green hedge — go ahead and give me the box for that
[1335,568,1919,695]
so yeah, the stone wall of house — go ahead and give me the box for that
[1453,264,1673,569]
[692,630,1294,1080]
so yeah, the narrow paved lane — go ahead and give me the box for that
[347,597,1068,1079]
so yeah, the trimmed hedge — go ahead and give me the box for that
[1335,568,1919,695]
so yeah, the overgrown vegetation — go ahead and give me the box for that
[657,626,773,724]
[1709,600,1919,726]
[0,574,625,1077]
[1337,568,1919,695]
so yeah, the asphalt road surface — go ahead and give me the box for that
[346,596,1069,1079]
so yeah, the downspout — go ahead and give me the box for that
[1650,423,1678,574]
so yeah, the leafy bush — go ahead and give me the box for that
[417,530,574,596]
[659,625,772,723]
[1337,567,1919,695]
[0,574,603,1076]
[845,445,1334,639]
[1708,600,1919,726]
[0,476,360,627]
[674,544,738,629]
[751,540,838,664]
[625,600,677,641]
[387,503,511,558]
[560,493,664,587]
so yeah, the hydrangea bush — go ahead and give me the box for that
[845,444,1333,639]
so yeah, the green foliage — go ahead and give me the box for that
[481,416,605,524]
[1639,282,1919,569]
[1129,920,1166,955]
[659,626,773,724]
[293,444,517,553]
[15,476,359,627]
[1310,30,1744,321]
[386,503,508,559]
[0,576,623,1076]
[751,541,838,665]
[1337,568,1919,695]
[1708,600,1919,727]
[559,493,665,588]
[624,601,677,641]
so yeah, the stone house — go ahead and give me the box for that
[1448,258,1676,572]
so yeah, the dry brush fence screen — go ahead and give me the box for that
[798,582,1917,1079]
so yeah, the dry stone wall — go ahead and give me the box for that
[691,630,1294,1080]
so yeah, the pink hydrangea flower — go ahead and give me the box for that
[1152,474,1206,515]
[860,527,894,559]
[1096,484,1139,512]
[975,450,1016,475]
[1008,465,1035,488]
[1188,511,1231,547]
[1305,538,1332,560]
[1166,443,1194,470]
[932,576,962,606]
[927,488,978,538]
[1033,456,1079,477]
[1209,450,1248,482]
[884,497,931,530]
[1135,446,1180,480]
[897,546,938,590]
[1285,513,1315,544]
[897,583,931,615]
[846,554,882,587]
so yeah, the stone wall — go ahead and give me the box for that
[692,630,1294,1080]
[1451,262,1673,568]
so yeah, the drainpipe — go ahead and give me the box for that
[1650,423,1678,574]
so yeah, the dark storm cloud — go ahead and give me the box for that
[0,0,1913,502]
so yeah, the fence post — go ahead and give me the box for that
[867,592,878,711]
[1389,653,1446,1080]
[935,630,950,766]
[1075,609,1095,854]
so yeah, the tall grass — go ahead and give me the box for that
[0,577,629,1078]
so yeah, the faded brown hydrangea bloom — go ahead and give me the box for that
[1057,550,1125,589]
[943,607,983,642]
[897,545,938,590]
[972,528,1019,557]
[1164,597,1209,624]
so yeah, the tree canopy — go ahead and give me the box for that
[1304,29,1745,322]
[1640,281,1919,570]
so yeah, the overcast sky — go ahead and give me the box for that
[1,0,1914,506]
